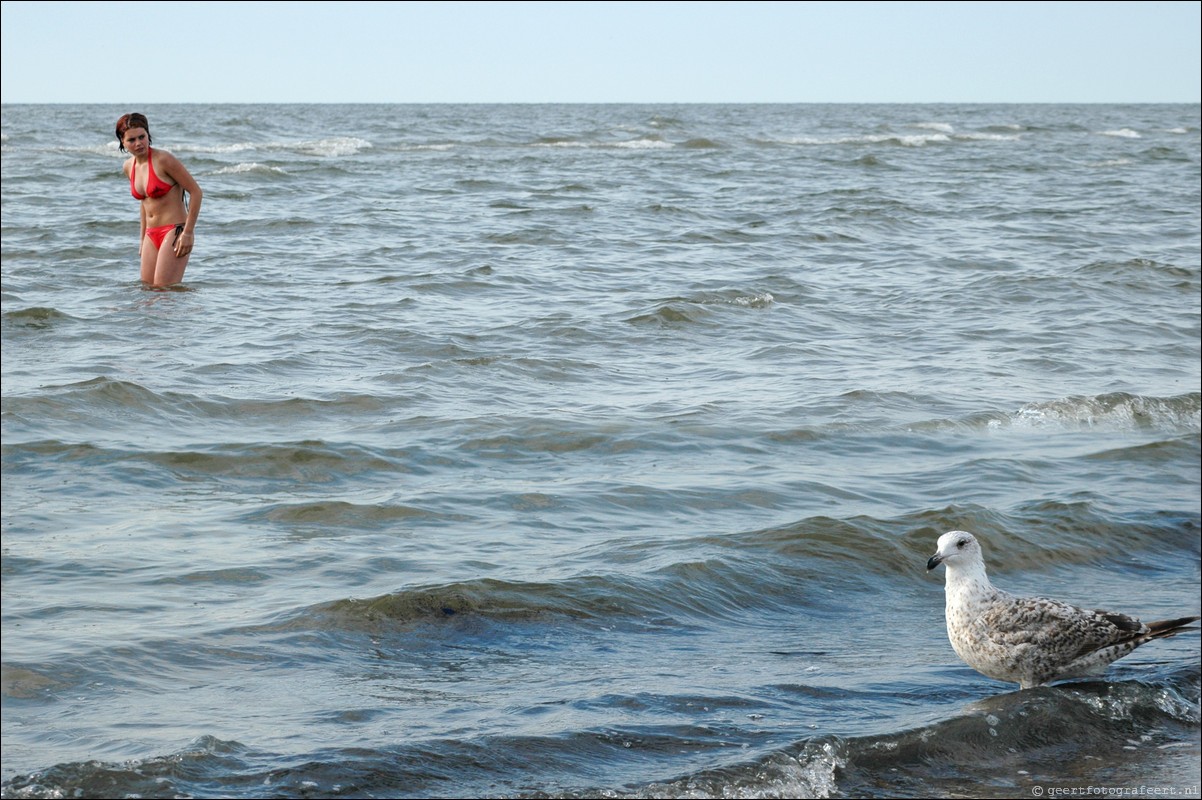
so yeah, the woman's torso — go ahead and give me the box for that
[126,148,187,226]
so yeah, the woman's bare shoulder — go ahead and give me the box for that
[154,148,183,167]
[155,149,199,186]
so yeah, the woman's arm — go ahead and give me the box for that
[126,157,147,254]
[160,152,203,257]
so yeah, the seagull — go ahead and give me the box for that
[926,531,1199,689]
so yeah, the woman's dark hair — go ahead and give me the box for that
[115,113,151,152]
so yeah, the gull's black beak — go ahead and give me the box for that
[926,553,943,572]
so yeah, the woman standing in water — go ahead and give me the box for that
[116,113,203,287]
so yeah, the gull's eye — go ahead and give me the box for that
[957,539,967,549]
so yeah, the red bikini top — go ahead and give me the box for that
[130,148,175,200]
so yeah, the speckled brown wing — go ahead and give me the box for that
[974,596,1147,682]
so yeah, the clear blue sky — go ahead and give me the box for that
[1,0,1198,103]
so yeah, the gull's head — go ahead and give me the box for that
[926,530,983,572]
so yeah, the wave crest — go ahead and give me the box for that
[1005,392,1201,433]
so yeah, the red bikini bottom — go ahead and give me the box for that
[146,223,184,250]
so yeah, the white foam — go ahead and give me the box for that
[637,744,843,799]
[774,132,950,147]
[895,133,950,147]
[912,122,955,133]
[953,132,1022,142]
[999,395,1200,433]
[731,292,774,308]
[532,138,674,150]
[611,138,674,150]
[212,162,288,176]
[55,142,123,157]
[1099,128,1141,138]
[299,137,373,157]
[180,137,373,157]
[180,142,261,154]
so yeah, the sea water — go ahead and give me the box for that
[2,103,1199,798]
